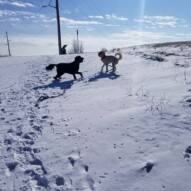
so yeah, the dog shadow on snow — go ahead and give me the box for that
[34,79,75,91]
[34,71,120,91]
[88,71,120,82]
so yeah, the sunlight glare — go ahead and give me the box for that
[139,0,146,31]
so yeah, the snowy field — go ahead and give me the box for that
[1,42,191,191]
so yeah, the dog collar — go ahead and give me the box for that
[101,55,106,60]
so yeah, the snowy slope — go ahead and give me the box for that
[1,44,191,191]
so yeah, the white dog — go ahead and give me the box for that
[98,51,122,72]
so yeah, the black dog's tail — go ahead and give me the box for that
[46,64,57,70]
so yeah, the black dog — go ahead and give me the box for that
[46,56,84,80]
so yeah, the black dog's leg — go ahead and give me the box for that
[73,74,77,80]
[54,76,60,80]
[76,72,83,78]
[54,72,64,80]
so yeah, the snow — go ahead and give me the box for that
[1,43,191,191]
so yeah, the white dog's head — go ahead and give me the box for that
[98,51,106,59]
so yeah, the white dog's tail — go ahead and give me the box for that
[115,53,122,61]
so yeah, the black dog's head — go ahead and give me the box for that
[75,56,84,63]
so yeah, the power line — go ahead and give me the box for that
[42,0,62,54]
[59,0,112,49]
[8,5,44,44]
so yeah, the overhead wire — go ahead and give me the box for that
[83,0,116,48]
[0,4,19,54]
[12,5,45,41]
[83,0,116,34]
[84,0,127,48]
[59,0,112,50]
[1,0,120,54]
[0,0,54,55]
[0,0,57,55]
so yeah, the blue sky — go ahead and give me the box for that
[0,0,191,56]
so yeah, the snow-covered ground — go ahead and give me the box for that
[1,43,191,191]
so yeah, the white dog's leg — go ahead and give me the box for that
[106,65,108,72]
[112,63,116,71]
[101,64,105,72]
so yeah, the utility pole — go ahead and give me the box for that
[56,0,62,55]
[6,31,11,56]
[77,29,79,43]
[77,29,79,53]
[42,0,62,55]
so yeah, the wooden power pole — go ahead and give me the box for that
[56,0,62,55]
[42,0,62,55]
[77,29,79,53]
[6,31,11,56]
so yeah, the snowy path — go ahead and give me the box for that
[1,48,191,191]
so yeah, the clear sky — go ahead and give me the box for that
[0,0,191,56]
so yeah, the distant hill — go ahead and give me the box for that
[121,41,191,51]
[152,41,191,48]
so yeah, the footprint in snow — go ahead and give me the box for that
[24,169,48,188]
[186,98,191,106]
[184,146,191,161]
[22,132,36,140]
[4,138,13,145]
[141,161,154,173]
[6,162,18,172]
[55,175,65,186]
[84,165,89,172]
[68,157,76,167]
[68,157,89,172]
